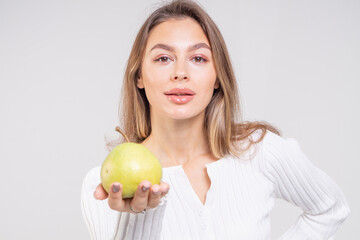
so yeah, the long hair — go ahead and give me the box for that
[106,0,280,158]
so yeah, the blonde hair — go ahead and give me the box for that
[106,0,280,158]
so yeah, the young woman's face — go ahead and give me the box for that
[137,17,219,120]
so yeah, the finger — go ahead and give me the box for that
[130,180,151,212]
[160,182,170,198]
[107,182,125,211]
[147,184,161,208]
[94,183,108,200]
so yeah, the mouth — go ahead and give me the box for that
[164,88,195,104]
[165,93,193,96]
[164,88,196,96]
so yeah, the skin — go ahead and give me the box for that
[94,17,219,212]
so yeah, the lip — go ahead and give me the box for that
[166,95,194,104]
[164,88,195,104]
[164,88,196,95]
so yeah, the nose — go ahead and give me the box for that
[171,61,189,81]
[172,73,188,81]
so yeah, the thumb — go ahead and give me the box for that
[94,183,108,200]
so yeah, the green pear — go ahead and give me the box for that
[100,128,162,199]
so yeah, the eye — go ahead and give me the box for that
[192,56,207,63]
[155,56,171,63]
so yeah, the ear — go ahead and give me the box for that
[214,78,220,89]
[137,76,144,89]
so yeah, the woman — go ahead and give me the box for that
[81,0,350,239]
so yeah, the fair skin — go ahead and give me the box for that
[94,17,219,211]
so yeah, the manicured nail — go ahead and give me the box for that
[152,190,160,195]
[142,186,149,192]
[112,183,120,193]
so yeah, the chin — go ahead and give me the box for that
[153,105,205,121]
[168,109,204,121]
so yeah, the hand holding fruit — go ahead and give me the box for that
[94,126,170,213]
[94,180,170,213]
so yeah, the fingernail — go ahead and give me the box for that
[142,186,149,192]
[112,183,120,193]
[152,190,160,195]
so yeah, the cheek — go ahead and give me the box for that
[143,83,159,106]
[200,71,217,103]
[142,62,170,88]
[142,78,165,106]
[198,68,217,91]
[142,67,161,90]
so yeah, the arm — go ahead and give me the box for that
[81,166,119,240]
[262,132,350,240]
[111,196,167,240]
[81,166,168,240]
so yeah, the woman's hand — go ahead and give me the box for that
[94,180,170,213]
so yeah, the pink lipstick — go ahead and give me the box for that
[164,88,195,104]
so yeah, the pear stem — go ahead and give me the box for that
[115,126,130,143]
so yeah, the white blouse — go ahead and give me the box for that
[81,130,350,239]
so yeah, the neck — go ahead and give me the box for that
[141,111,213,167]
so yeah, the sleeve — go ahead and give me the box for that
[261,131,351,240]
[81,166,168,240]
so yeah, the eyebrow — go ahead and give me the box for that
[149,42,211,52]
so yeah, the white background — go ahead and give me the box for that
[0,0,359,239]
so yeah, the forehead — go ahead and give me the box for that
[146,18,210,51]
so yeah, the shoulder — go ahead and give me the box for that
[228,129,304,174]
[236,128,293,147]
[260,130,302,156]
[256,130,314,174]
[236,128,304,165]
[229,129,287,162]
[235,128,296,152]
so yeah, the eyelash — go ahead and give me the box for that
[154,56,207,63]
